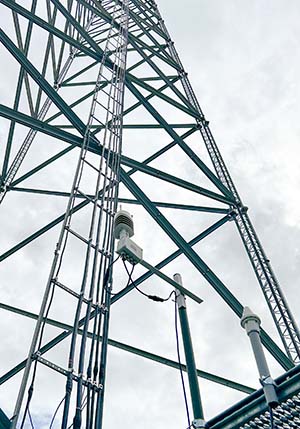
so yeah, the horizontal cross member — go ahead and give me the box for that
[0,302,255,395]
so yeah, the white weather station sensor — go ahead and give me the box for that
[114,209,143,265]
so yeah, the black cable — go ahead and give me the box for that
[67,394,87,429]
[28,409,34,429]
[49,395,66,429]
[103,254,122,295]
[174,295,191,428]
[20,280,57,429]
[122,258,174,303]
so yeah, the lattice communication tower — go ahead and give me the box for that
[0,1,299,428]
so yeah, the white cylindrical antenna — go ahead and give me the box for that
[241,307,279,407]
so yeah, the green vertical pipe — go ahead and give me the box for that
[174,273,205,423]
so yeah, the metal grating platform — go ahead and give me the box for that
[208,365,300,428]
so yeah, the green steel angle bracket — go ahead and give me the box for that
[119,167,293,371]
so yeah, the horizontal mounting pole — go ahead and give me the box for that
[139,259,203,304]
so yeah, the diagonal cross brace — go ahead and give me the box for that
[119,167,293,371]
[0,302,254,395]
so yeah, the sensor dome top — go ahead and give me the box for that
[114,210,134,239]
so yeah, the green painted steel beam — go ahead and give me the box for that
[0,104,85,148]
[176,285,205,420]
[134,0,160,21]
[10,187,88,198]
[126,127,196,175]
[34,3,58,114]
[119,168,293,371]
[0,1,101,63]
[0,105,228,208]
[9,188,228,214]
[139,259,203,304]
[45,87,103,124]
[57,123,195,129]
[127,73,200,119]
[112,198,230,214]
[49,0,104,55]
[126,51,156,73]
[140,75,179,82]
[125,33,199,116]
[0,215,229,386]
[128,20,180,70]
[127,8,166,43]
[121,154,233,205]
[79,0,179,71]
[124,80,235,201]
[0,302,255,395]
[1,0,37,179]
[208,365,300,429]
[127,38,198,114]
[0,106,228,207]
[127,45,167,53]
[132,0,168,40]
[0,198,89,262]
[12,3,36,116]
[77,0,197,120]
[111,215,232,304]
[130,0,168,41]
[0,30,87,135]
[91,75,180,135]
[11,146,75,187]
[60,81,98,87]
[61,60,98,85]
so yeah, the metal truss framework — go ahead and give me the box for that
[0,0,299,428]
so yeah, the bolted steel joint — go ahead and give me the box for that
[260,375,279,407]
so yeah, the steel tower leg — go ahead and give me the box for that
[0,0,299,427]
[150,0,300,363]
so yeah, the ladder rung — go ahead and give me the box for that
[66,225,113,253]
[82,158,101,173]
[36,356,103,390]
[52,278,96,308]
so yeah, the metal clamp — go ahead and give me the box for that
[192,418,207,428]
[260,375,276,387]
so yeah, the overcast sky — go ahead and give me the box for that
[0,1,300,428]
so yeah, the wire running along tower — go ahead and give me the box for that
[0,0,299,428]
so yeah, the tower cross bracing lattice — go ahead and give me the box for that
[0,1,299,428]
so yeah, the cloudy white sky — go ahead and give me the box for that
[0,1,300,428]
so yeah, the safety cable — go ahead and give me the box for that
[122,258,174,303]
[175,294,191,428]
[49,395,66,429]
